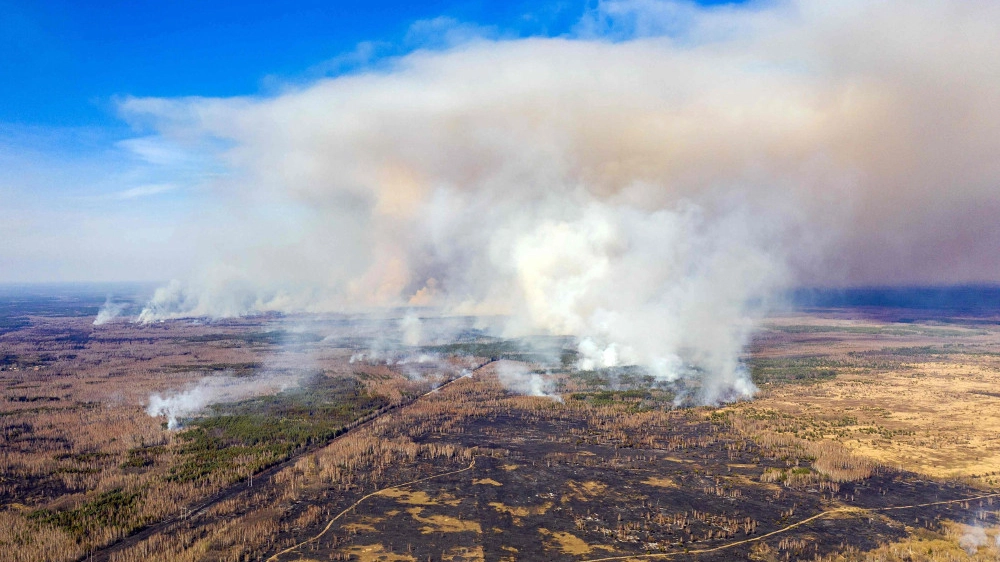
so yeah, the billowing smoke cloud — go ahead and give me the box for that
[120,0,1000,403]
[513,203,780,401]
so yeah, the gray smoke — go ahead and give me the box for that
[122,0,1000,404]
[94,299,128,325]
[147,371,303,430]
[145,317,321,428]
[494,361,561,402]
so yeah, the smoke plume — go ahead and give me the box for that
[957,523,992,555]
[147,371,304,429]
[94,299,128,325]
[494,361,561,402]
[121,0,1000,403]
[399,312,423,347]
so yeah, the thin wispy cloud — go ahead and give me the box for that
[113,183,178,200]
[403,16,500,49]
[301,41,391,79]
[116,136,195,167]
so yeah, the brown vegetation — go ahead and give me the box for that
[4,307,1000,560]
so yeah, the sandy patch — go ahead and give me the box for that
[407,507,482,534]
[472,478,502,486]
[339,544,415,561]
[641,476,678,488]
[488,501,553,524]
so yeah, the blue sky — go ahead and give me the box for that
[0,0,595,282]
[0,0,747,282]
[1,0,742,127]
[1,1,557,126]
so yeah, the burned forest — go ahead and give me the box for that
[3,288,1000,561]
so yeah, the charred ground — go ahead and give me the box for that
[3,288,1000,561]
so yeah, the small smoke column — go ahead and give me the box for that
[958,523,989,555]
[494,361,561,401]
[94,299,127,325]
[145,318,318,428]
[147,371,303,429]
[399,312,422,347]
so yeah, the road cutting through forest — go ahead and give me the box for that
[83,361,494,562]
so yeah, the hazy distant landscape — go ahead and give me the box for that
[1,285,1000,561]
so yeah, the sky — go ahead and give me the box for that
[0,0,740,126]
[0,0,742,284]
[1,0,998,290]
[1,0,570,282]
[1,0,597,126]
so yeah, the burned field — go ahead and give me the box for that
[268,399,995,562]
[3,290,1000,561]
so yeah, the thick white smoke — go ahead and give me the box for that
[510,203,781,401]
[494,361,561,402]
[147,371,303,429]
[120,0,1000,403]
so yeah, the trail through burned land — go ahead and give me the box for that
[7,304,1000,561]
[144,354,990,562]
[265,388,990,562]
